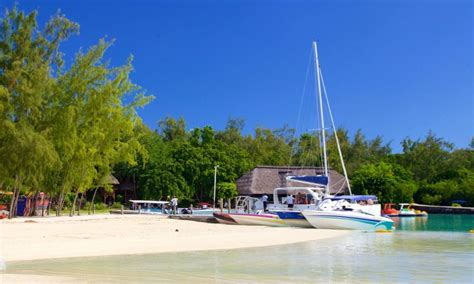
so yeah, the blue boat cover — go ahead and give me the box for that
[287,175,329,186]
[331,195,378,201]
[275,211,305,219]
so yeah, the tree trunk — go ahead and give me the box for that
[40,193,45,216]
[30,191,38,217]
[227,198,231,213]
[69,190,79,217]
[8,187,18,219]
[8,176,20,219]
[46,195,50,216]
[56,186,66,216]
[77,192,85,216]
[8,187,15,219]
[89,187,99,215]
[12,187,21,218]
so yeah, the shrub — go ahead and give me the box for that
[111,202,122,209]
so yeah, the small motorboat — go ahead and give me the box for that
[397,203,428,217]
[213,212,237,225]
[382,203,400,217]
[228,212,287,227]
[383,203,428,217]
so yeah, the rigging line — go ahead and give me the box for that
[319,68,352,195]
[330,177,346,195]
[287,46,313,171]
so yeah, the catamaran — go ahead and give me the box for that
[294,42,393,231]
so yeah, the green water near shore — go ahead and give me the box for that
[393,213,473,232]
[4,214,474,283]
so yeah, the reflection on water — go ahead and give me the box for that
[5,230,473,283]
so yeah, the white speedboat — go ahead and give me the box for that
[302,209,393,231]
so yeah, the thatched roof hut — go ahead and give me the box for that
[236,166,349,196]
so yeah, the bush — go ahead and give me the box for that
[421,194,442,205]
[111,202,122,209]
[0,194,12,206]
[115,194,123,204]
[62,192,76,209]
[92,202,107,210]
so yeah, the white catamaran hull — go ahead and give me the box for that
[229,213,287,227]
[302,210,393,231]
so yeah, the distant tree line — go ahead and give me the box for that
[115,117,474,207]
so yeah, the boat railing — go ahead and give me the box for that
[235,196,260,213]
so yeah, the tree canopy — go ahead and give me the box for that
[117,115,474,207]
[0,7,153,217]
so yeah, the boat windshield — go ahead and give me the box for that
[331,195,378,205]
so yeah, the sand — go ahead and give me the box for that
[0,214,349,263]
[0,274,82,283]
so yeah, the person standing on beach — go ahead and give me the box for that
[170,196,178,215]
[262,195,268,212]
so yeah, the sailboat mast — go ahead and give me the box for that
[312,41,328,177]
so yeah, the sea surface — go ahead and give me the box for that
[3,214,474,283]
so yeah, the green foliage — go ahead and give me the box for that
[216,182,238,200]
[115,115,474,207]
[122,119,254,203]
[0,6,153,217]
[351,162,417,203]
[401,131,453,182]
[111,202,123,209]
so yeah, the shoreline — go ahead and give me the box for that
[1,214,350,263]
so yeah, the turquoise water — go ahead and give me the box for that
[4,214,474,283]
[392,214,473,232]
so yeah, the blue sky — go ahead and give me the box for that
[5,0,473,151]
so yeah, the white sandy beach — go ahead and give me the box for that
[0,214,349,263]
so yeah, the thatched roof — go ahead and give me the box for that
[115,180,136,191]
[236,166,349,196]
[100,174,120,185]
